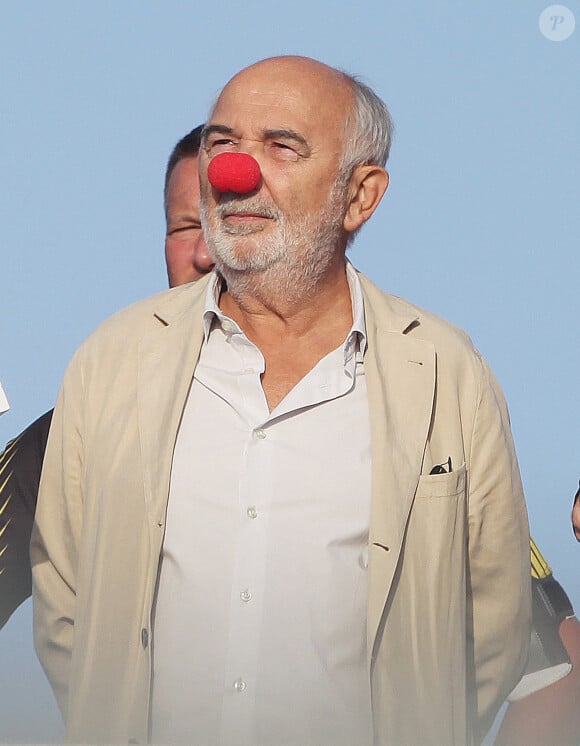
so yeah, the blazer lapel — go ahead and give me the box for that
[137,279,210,524]
[361,279,436,663]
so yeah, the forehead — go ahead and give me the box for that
[167,158,200,200]
[166,157,200,216]
[209,65,353,143]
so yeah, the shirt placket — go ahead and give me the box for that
[219,334,272,746]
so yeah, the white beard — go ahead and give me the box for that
[200,186,348,306]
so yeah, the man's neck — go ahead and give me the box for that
[217,256,355,411]
[218,255,352,347]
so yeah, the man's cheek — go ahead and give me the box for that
[165,238,196,279]
[166,237,196,258]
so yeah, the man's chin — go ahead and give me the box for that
[214,256,279,275]
[222,220,270,237]
[208,238,284,274]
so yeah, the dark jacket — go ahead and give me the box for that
[0,409,52,628]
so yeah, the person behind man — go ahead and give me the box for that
[163,124,214,287]
[0,409,53,629]
[0,126,213,630]
[495,539,580,745]
[573,482,580,541]
[32,56,530,745]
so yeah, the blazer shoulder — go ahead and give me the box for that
[358,271,477,355]
[75,275,211,356]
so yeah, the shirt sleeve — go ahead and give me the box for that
[0,383,9,415]
[507,541,575,701]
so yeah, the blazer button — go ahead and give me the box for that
[141,628,149,649]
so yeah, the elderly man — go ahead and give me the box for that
[32,56,530,745]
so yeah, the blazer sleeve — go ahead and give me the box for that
[466,355,531,741]
[31,355,85,718]
[0,409,53,629]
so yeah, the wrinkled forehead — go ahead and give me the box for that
[209,63,354,144]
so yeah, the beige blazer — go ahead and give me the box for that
[32,271,531,745]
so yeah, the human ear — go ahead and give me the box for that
[343,165,389,234]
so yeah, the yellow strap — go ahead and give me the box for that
[530,537,552,579]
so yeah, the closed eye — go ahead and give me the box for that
[264,128,310,160]
[167,223,202,237]
[269,140,300,162]
[207,137,237,155]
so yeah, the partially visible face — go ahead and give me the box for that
[573,485,580,542]
[199,57,354,280]
[164,156,214,288]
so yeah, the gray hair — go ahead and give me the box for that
[339,74,394,181]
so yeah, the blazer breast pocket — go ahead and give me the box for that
[403,464,469,620]
[415,463,467,499]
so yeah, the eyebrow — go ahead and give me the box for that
[264,129,311,155]
[202,124,310,155]
[201,124,236,144]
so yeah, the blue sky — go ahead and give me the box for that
[1,2,578,741]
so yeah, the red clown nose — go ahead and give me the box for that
[207,152,261,194]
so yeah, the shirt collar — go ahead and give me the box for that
[202,274,237,341]
[345,260,367,362]
[202,261,367,360]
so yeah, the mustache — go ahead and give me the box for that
[216,196,280,221]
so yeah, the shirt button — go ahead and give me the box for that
[254,428,266,440]
[141,628,149,648]
[221,319,236,333]
[244,367,256,375]
[240,589,252,602]
[247,506,258,519]
[233,678,246,692]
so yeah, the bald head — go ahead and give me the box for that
[219,55,353,94]
[208,56,355,177]
[215,56,354,113]
[207,56,393,181]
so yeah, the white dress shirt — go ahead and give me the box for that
[152,264,373,746]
